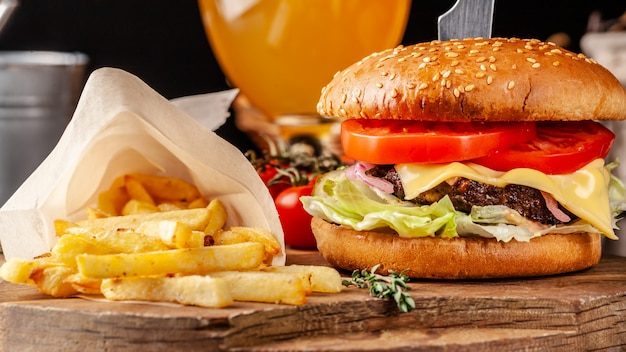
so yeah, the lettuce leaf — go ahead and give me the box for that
[301,169,609,243]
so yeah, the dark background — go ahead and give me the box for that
[2,0,624,98]
[1,0,623,150]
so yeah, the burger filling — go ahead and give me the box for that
[301,160,626,243]
[367,165,576,226]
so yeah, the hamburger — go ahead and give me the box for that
[301,37,626,279]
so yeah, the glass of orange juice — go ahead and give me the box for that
[198,0,411,155]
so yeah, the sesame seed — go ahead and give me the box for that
[487,76,493,85]
[418,83,428,90]
[531,62,541,68]
[507,81,515,90]
[381,71,389,76]
[476,57,487,63]
[445,52,460,58]
[359,111,368,118]
[450,60,460,67]
[391,88,398,98]
[418,62,427,69]
[453,88,460,97]
[469,49,480,54]
[341,94,347,104]
[465,84,475,91]
[480,64,487,71]
[550,49,562,54]
[398,57,406,62]
[512,64,517,69]
[489,64,497,71]
[476,72,486,78]
[389,73,396,80]
[339,108,347,116]
[351,96,359,103]
[442,70,451,78]
[526,57,537,63]
[446,80,451,88]
[454,68,464,74]
[488,56,496,62]
[423,57,431,63]
[376,82,383,88]
[516,49,523,53]
[492,47,500,52]
[553,61,560,66]
[407,83,416,89]
[458,86,465,93]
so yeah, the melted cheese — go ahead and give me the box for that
[395,159,616,239]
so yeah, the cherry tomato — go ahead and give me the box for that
[473,121,615,175]
[257,165,291,199]
[341,119,536,164]
[274,184,317,249]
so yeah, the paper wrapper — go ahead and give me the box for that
[0,67,286,265]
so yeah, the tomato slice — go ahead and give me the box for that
[341,119,537,164]
[473,121,615,175]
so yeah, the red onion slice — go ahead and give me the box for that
[540,191,571,223]
[346,162,395,194]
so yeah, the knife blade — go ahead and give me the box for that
[438,0,495,41]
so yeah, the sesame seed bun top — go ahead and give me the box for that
[317,37,626,122]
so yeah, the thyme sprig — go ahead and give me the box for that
[342,264,416,313]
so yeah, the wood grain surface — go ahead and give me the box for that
[1,250,625,351]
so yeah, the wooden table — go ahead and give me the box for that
[1,250,625,351]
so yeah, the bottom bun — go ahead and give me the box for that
[311,217,602,279]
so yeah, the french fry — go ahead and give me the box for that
[51,234,111,267]
[204,199,227,236]
[60,228,170,256]
[262,265,343,293]
[212,226,280,263]
[121,199,160,215]
[126,173,201,202]
[124,176,156,205]
[76,242,266,279]
[210,271,307,305]
[76,207,213,232]
[53,219,77,237]
[135,220,204,248]
[0,257,41,284]
[101,275,233,308]
[31,265,79,297]
[97,176,130,216]
[157,202,184,212]
[85,207,111,219]
[64,273,102,295]
[187,196,209,209]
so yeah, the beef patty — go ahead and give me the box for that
[368,166,576,225]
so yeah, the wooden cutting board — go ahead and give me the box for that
[1,250,625,351]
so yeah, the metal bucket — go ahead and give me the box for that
[0,51,88,205]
